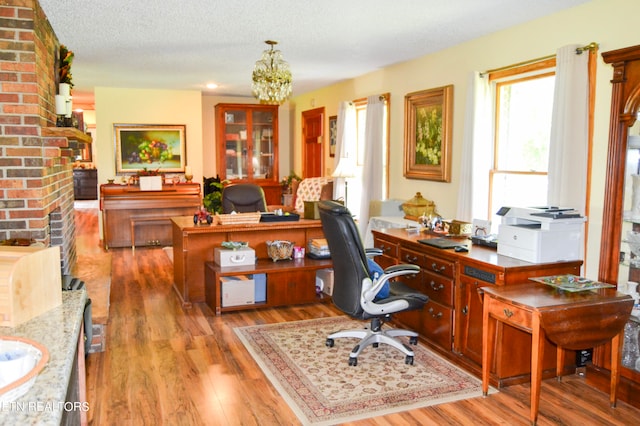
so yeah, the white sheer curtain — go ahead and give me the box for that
[547,45,589,213]
[333,101,356,203]
[456,72,492,222]
[358,95,385,237]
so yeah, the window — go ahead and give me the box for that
[344,96,389,217]
[488,65,555,227]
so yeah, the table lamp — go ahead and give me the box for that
[332,162,355,207]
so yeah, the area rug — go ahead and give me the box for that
[235,316,493,425]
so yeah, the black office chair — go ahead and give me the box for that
[221,183,268,213]
[318,200,429,366]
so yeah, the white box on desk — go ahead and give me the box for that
[221,275,255,307]
[214,247,255,267]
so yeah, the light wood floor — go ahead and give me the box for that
[78,208,640,425]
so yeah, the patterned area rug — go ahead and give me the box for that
[235,316,492,425]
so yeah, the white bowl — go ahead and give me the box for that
[0,337,48,402]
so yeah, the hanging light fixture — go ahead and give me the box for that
[252,40,292,104]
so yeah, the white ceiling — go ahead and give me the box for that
[39,0,589,108]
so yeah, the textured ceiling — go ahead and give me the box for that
[38,0,589,107]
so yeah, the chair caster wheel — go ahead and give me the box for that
[409,336,418,345]
[373,342,379,348]
[326,338,334,348]
[405,355,414,365]
[349,357,358,366]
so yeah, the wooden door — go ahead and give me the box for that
[302,107,324,178]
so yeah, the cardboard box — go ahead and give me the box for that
[221,275,255,307]
[214,247,255,267]
[316,268,334,296]
[0,246,62,327]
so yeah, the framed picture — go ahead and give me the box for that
[114,124,186,174]
[403,85,453,182]
[329,115,337,157]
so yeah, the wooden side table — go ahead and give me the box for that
[481,283,633,425]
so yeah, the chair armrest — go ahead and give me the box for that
[363,263,420,301]
[384,264,420,275]
[365,248,383,258]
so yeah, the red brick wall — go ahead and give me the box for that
[0,0,76,274]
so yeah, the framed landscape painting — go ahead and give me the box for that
[403,85,453,182]
[114,124,186,174]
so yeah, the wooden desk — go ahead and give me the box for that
[481,284,633,425]
[171,216,326,307]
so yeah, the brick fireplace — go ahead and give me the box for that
[0,0,77,274]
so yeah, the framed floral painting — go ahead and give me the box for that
[114,124,186,174]
[403,85,453,182]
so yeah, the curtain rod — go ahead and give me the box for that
[481,42,598,76]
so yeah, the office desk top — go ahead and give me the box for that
[482,283,633,424]
[171,216,326,307]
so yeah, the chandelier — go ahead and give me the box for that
[251,40,293,104]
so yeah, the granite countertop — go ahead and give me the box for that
[0,290,87,425]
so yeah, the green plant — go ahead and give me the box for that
[203,180,225,214]
[280,171,301,193]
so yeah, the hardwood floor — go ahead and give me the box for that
[79,209,640,425]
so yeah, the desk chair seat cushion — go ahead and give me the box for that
[222,183,268,213]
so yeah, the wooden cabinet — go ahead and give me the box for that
[372,228,582,387]
[215,103,281,205]
[205,258,331,315]
[73,168,97,200]
[100,183,201,249]
[595,44,640,409]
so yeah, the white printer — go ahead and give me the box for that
[496,206,586,264]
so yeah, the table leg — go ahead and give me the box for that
[610,330,623,407]
[531,314,545,425]
[556,345,565,381]
[482,298,496,396]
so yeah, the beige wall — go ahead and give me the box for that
[288,0,640,278]
[94,87,203,182]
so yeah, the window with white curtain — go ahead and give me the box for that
[488,66,555,227]
[346,97,389,218]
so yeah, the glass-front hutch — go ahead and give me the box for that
[598,45,640,408]
[215,103,281,204]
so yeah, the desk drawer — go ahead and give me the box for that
[423,269,453,306]
[422,299,453,350]
[487,298,532,331]
[374,236,398,259]
[399,247,424,266]
[424,254,454,278]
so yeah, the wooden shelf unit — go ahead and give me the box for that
[215,103,281,205]
[42,127,92,144]
[205,258,332,315]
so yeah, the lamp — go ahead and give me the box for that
[251,40,292,105]
[332,161,355,207]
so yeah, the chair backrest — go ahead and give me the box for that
[221,183,267,213]
[294,177,333,213]
[318,200,369,318]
